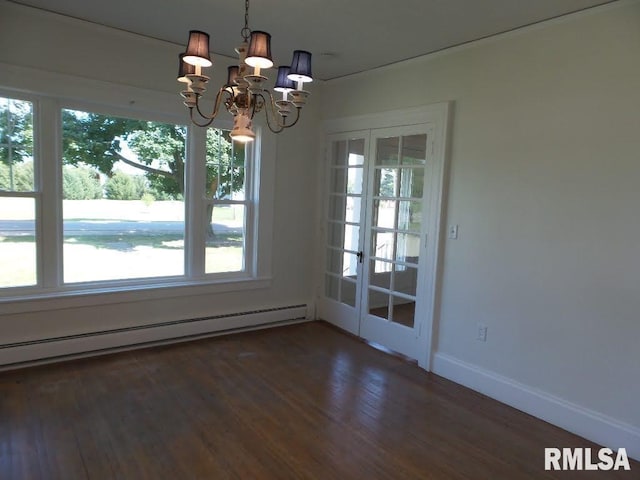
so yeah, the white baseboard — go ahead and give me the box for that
[0,304,309,369]
[432,352,640,462]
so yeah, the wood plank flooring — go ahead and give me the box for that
[0,321,636,479]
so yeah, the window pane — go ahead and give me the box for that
[369,259,391,289]
[332,140,347,166]
[391,297,415,328]
[401,134,427,165]
[206,129,245,200]
[325,274,339,300]
[399,168,424,199]
[0,197,37,287]
[328,195,346,221]
[396,233,421,264]
[372,230,394,261]
[326,247,342,274]
[397,201,422,232]
[0,97,34,192]
[62,109,186,283]
[347,167,363,194]
[369,289,390,320]
[340,279,357,307]
[348,139,364,165]
[206,204,245,274]
[373,168,398,197]
[345,195,361,223]
[375,137,399,165]
[327,221,342,248]
[394,265,418,297]
[330,168,347,194]
[373,199,396,229]
[343,252,358,277]
[343,224,359,252]
[63,199,185,283]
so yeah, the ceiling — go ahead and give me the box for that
[10,0,614,81]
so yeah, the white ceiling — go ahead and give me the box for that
[10,0,614,80]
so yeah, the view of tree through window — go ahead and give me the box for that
[61,109,188,282]
[205,128,247,274]
[0,96,37,288]
[1,92,253,291]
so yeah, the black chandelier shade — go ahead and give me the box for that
[177,53,196,83]
[274,66,295,92]
[246,31,273,69]
[288,50,313,83]
[184,30,213,67]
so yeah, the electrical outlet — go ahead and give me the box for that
[477,324,488,342]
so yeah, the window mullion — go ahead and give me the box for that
[38,98,62,288]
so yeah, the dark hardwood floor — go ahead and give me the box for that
[0,321,636,479]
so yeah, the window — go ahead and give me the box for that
[62,108,187,283]
[205,128,249,274]
[0,96,37,288]
[0,91,259,296]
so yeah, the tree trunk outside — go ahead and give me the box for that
[206,203,215,240]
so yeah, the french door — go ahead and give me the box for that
[321,123,439,363]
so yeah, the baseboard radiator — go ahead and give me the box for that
[0,304,309,370]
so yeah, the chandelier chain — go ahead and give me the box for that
[241,0,251,42]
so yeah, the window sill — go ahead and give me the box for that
[0,276,272,315]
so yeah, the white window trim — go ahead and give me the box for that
[0,63,276,310]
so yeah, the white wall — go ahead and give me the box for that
[321,0,640,457]
[0,2,319,360]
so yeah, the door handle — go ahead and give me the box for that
[356,251,364,263]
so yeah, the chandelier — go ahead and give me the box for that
[177,0,313,143]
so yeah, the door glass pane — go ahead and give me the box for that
[345,196,361,223]
[325,274,339,300]
[330,168,347,193]
[401,134,427,165]
[391,297,415,328]
[332,140,347,166]
[373,200,396,229]
[341,279,357,307]
[327,221,342,248]
[399,168,423,198]
[0,197,37,287]
[394,265,418,297]
[369,289,390,320]
[343,224,359,252]
[397,200,422,232]
[369,260,391,289]
[348,139,365,165]
[372,230,394,261]
[375,137,399,165]
[396,233,421,264]
[326,247,342,274]
[374,168,397,197]
[0,97,34,193]
[329,195,346,221]
[347,168,363,194]
[343,252,358,278]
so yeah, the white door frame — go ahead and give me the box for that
[321,103,451,371]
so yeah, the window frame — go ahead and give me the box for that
[0,79,272,307]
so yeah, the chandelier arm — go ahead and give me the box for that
[188,108,216,128]
[194,88,232,121]
[258,90,302,133]
[260,93,286,133]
